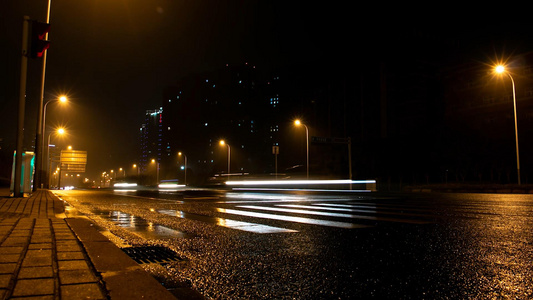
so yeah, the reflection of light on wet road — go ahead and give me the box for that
[217,208,369,229]
[92,210,188,239]
[237,205,431,224]
[157,209,296,233]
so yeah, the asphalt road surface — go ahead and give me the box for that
[54,188,533,299]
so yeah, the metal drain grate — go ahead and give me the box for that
[122,246,183,264]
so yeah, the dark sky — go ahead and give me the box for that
[1,1,531,179]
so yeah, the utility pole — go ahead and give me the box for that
[34,0,52,190]
[14,16,30,197]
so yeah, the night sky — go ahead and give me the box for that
[0,1,531,179]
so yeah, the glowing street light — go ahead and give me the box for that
[151,159,160,184]
[219,140,231,179]
[494,65,521,185]
[35,94,68,189]
[178,152,188,185]
[294,119,309,179]
[133,163,140,176]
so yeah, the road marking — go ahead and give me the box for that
[217,208,370,229]
[157,209,296,234]
[237,205,431,224]
[279,204,435,218]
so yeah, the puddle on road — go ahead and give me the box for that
[91,209,190,239]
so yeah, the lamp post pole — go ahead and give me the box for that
[295,120,309,179]
[34,0,53,191]
[219,141,231,181]
[509,73,521,185]
[496,65,521,185]
[179,152,188,185]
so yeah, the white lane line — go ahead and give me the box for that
[217,208,370,229]
[237,205,431,225]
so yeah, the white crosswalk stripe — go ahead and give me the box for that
[212,198,436,232]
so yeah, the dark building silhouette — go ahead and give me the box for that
[139,108,163,184]
[140,31,533,188]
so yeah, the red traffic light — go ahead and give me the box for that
[29,20,50,59]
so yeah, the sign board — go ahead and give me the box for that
[272,146,279,155]
[60,150,87,173]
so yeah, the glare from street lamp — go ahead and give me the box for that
[59,95,67,103]
[294,119,301,126]
[57,128,65,135]
[219,140,225,146]
[495,65,505,74]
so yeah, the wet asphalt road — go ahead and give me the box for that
[54,189,533,299]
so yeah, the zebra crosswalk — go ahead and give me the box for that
[204,197,438,233]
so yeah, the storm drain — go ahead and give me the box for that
[122,246,184,264]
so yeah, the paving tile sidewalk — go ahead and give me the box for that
[0,189,177,299]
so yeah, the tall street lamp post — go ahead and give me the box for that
[219,140,231,180]
[178,152,188,185]
[34,0,53,191]
[294,120,309,179]
[495,65,521,185]
[46,127,65,188]
[151,159,159,185]
[36,95,67,189]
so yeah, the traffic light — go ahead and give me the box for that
[29,20,50,59]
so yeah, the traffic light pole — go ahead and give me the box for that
[33,0,52,191]
[14,16,30,197]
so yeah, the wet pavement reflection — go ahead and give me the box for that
[91,209,189,239]
[55,189,533,299]
[157,209,297,233]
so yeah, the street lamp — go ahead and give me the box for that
[294,119,309,179]
[151,159,159,185]
[495,65,521,185]
[36,95,68,189]
[46,127,65,188]
[133,163,140,176]
[33,0,55,191]
[219,140,231,179]
[178,152,188,185]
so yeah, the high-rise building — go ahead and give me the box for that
[139,108,163,177]
[161,63,282,184]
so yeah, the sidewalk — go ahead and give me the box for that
[0,189,177,299]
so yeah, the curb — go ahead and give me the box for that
[67,218,177,299]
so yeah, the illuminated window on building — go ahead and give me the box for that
[270,95,279,107]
